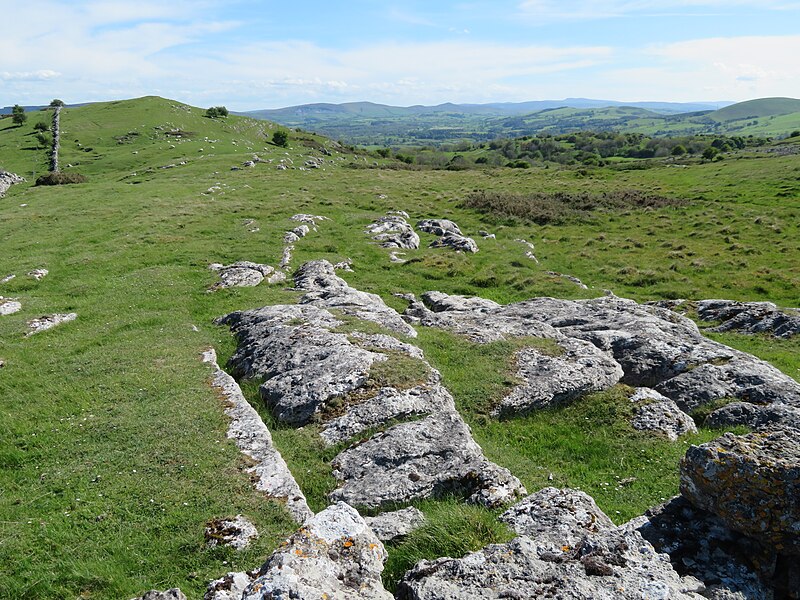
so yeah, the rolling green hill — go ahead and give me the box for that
[1,96,799,599]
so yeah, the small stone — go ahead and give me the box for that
[27,268,48,280]
[26,313,77,336]
[0,297,22,316]
[204,514,258,550]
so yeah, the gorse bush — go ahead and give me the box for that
[272,129,289,147]
[463,189,684,224]
[205,106,229,118]
[35,171,88,186]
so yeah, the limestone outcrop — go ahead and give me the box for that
[416,219,478,253]
[208,261,284,289]
[204,514,259,550]
[240,502,393,600]
[364,507,426,542]
[680,428,800,555]
[629,387,697,441]
[403,292,800,426]
[0,297,21,316]
[367,213,420,249]
[26,313,77,336]
[0,170,24,197]
[397,487,705,600]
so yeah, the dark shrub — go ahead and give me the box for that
[35,172,87,186]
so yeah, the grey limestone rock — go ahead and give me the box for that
[680,428,800,555]
[240,502,393,600]
[636,496,777,600]
[629,387,697,441]
[367,214,420,249]
[0,297,21,316]
[496,339,623,417]
[26,312,76,336]
[547,270,588,289]
[294,260,417,338]
[364,506,426,542]
[429,232,478,253]
[416,219,462,236]
[405,292,800,422]
[204,514,259,550]
[131,590,186,600]
[27,268,48,280]
[330,411,526,510]
[289,213,329,229]
[655,299,800,339]
[203,348,312,522]
[205,572,254,600]
[705,401,800,431]
[0,170,24,197]
[217,305,384,426]
[398,488,703,600]
[320,378,455,447]
[209,261,277,289]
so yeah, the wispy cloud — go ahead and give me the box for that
[518,0,800,21]
[0,70,61,81]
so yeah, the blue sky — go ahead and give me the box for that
[2,0,800,109]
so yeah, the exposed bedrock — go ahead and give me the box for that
[0,170,24,197]
[404,292,800,427]
[397,487,705,600]
[366,213,420,249]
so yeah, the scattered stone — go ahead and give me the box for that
[637,496,778,600]
[290,224,310,238]
[366,214,420,249]
[416,219,462,236]
[279,245,293,271]
[205,572,255,600]
[389,251,407,263]
[478,230,495,239]
[242,160,256,167]
[680,428,800,555]
[0,297,22,316]
[239,502,393,600]
[429,232,479,253]
[629,387,697,441]
[333,259,354,272]
[0,359,5,368]
[289,214,328,230]
[204,514,258,550]
[547,270,588,289]
[364,507,426,542]
[496,338,623,417]
[0,274,15,284]
[26,313,76,336]
[398,488,703,600]
[294,260,417,337]
[330,411,526,510]
[203,348,312,522]
[27,268,49,280]
[515,238,539,262]
[209,261,278,290]
[0,170,24,197]
[131,590,186,600]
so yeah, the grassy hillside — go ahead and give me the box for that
[1,96,798,599]
[710,97,800,121]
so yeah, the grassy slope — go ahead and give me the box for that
[1,97,799,598]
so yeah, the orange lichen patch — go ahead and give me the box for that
[562,545,571,552]
[343,539,354,548]
[369,543,379,550]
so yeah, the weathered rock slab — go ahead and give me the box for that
[240,502,393,600]
[203,348,312,522]
[131,590,186,600]
[0,171,24,197]
[429,232,478,253]
[0,297,21,316]
[294,260,416,337]
[209,261,280,289]
[705,401,800,431]
[496,339,623,417]
[680,428,800,555]
[416,219,462,236]
[364,507,426,542]
[26,313,76,336]
[367,214,420,249]
[330,411,526,510]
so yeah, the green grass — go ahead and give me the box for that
[2,96,799,598]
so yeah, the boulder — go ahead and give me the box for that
[240,502,393,600]
[416,219,462,236]
[366,214,420,249]
[495,339,623,417]
[629,388,697,441]
[0,170,24,197]
[330,411,526,510]
[636,496,777,600]
[209,261,277,289]
[294,260,417,337]
[204,514,258,550]
[398,488,704,600]
[26,313,76,336]
[203,348,312,522]
[655,299,800,339]
[680,428,800,555]
[364,507,426,542]
[429,232,478,253]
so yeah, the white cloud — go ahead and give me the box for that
[518,0,800,20]
[0,70,61,81]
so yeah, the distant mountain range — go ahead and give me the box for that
[240,97,800,146]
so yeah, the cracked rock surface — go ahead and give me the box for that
[366,213,420,249]
[364,506,426,542]
[629,387,697,441]
[209,261,283,289]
